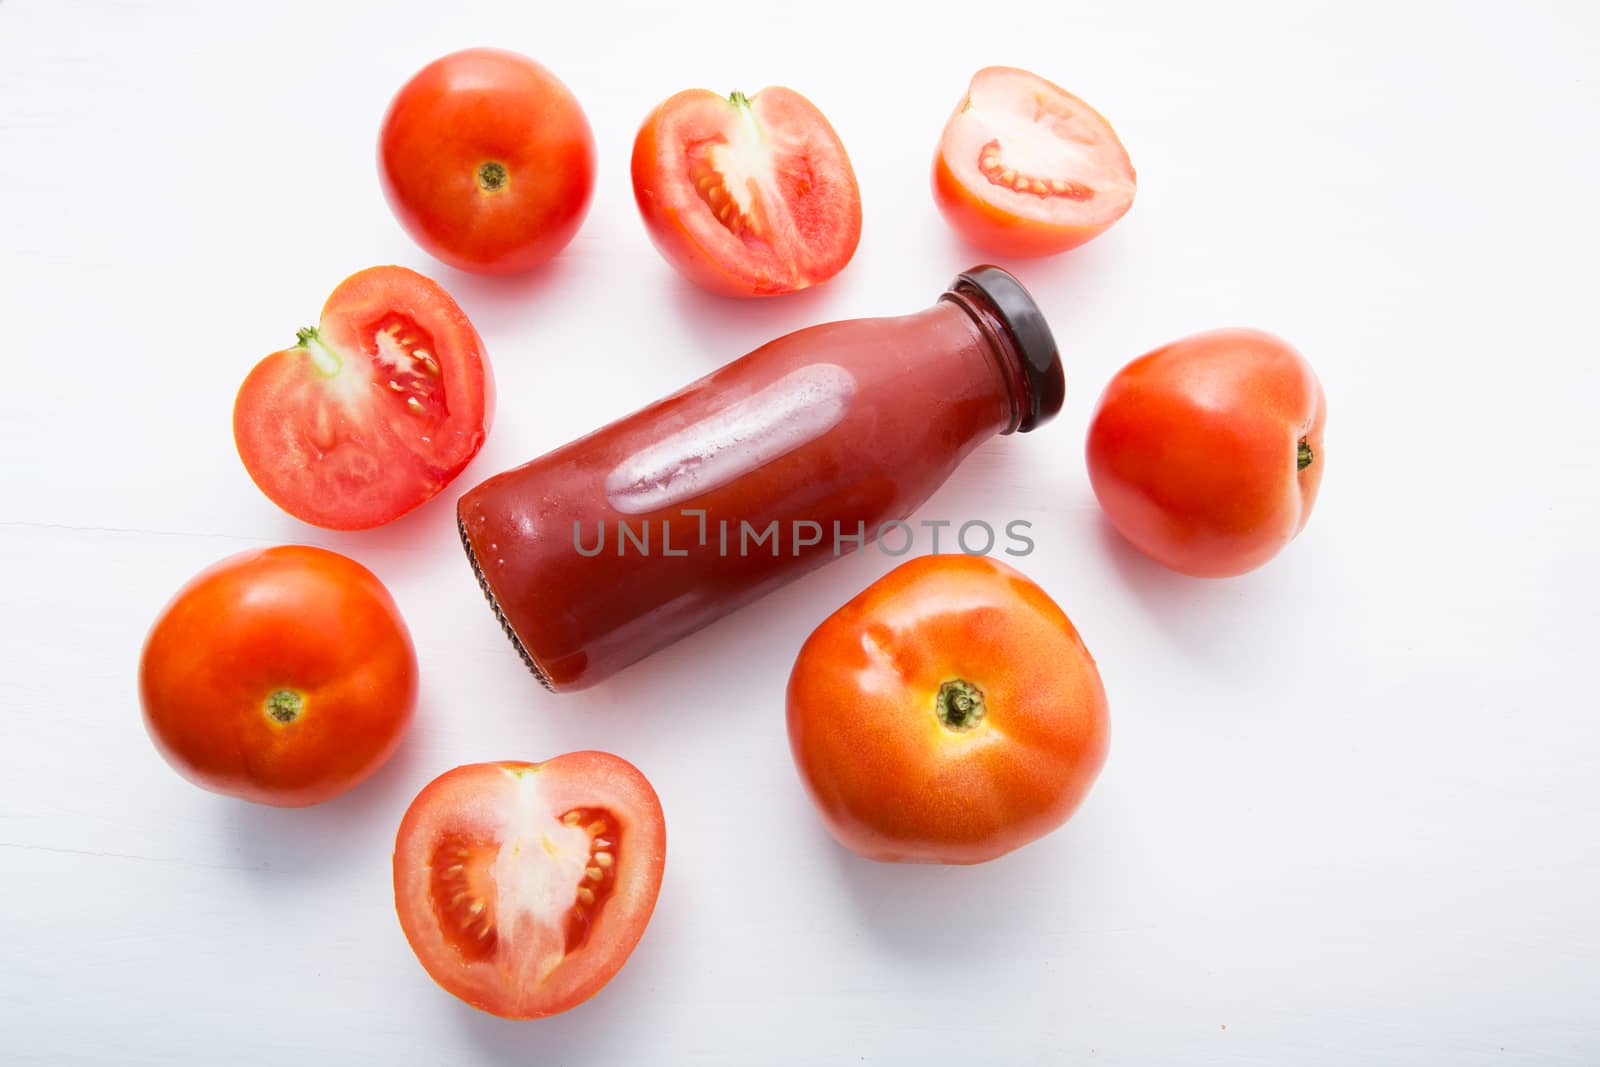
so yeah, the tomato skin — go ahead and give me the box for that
[139,546,417,807]
[932,66,1136,257]
[631,87,862,297]
[393,755,666,1019]
[379,48,595,274]
[233,265,493,531]
[933,153,1105,258]
[787,555,1109,865]
[1086,329,1327,578]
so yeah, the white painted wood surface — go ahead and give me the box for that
[3,1,1596,1062]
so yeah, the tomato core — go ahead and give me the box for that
[424,799,623,964]
[263,688,304,724]
[683,91,772,240]
[475,161,508,194]
[689,154,758,239]
[295,327,341,377]
[936,678,987,732]
[1298,437,1315,471]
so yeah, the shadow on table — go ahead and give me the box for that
[1087,511,1268,660]
[214,709,426,876]
[661,270,845,365]
[241,472,469,580]
[821,815,1092,964]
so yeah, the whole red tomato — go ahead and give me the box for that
[139,546,417,806]
[393,755,666,1019]
[379,48,596,274]
[632,86,861,296]
[787,555,1109,865]
[933,66,1136,257]
[1086,328,1327,578]
[233,265,493,531]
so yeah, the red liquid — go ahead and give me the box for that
[458,268,1062,691]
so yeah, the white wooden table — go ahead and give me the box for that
[3,1,1596,1062]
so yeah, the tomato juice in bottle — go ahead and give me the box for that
[458,266,1064,691]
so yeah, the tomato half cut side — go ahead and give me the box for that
[632,87,862,297]
[233,265,494,530]
[934,66,1136,257]
[393,755,666,1019]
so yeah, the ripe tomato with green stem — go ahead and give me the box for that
[393,755,666,1019]
[933,66,1136,257]
[233,265,493,531]
[788,555,1109,865]
[632,86,862,296]
[139,546,418,807]
[1086,328,1327,578]
[379,47,596,274]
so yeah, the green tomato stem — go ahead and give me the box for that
[296,326,341,378]
[935,678,986,732]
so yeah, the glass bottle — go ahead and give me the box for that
[458,266,1065,691]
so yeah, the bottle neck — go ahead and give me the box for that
[939,288,1030,435]
[938,269,1065,435]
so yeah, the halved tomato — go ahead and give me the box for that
[631,87,862,297]
[233,266,494,530]
[933,66,1136,257]
[393,755,666,1019]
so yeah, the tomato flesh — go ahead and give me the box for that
[934,66,1136,257]
[430,835,503,961]
[233,266,493,530]
[394,756,665,1019]
[427,804,620,967]
[632,87,862,297]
